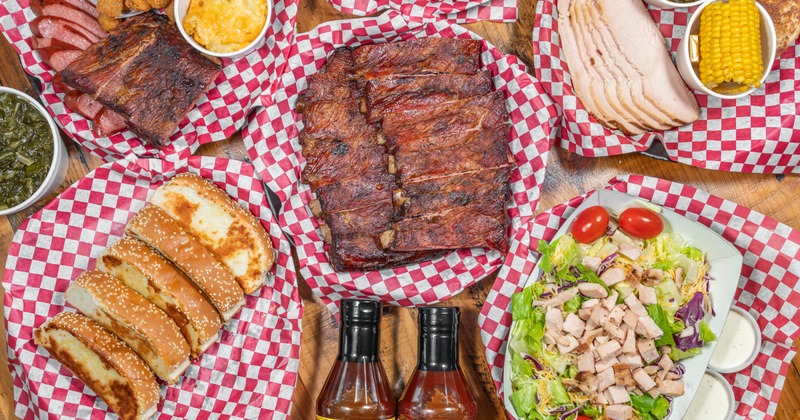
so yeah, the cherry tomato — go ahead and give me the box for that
[618,207,664,239]
[576,416,592,420]
[570,206,610,244]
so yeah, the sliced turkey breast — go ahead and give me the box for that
[557,0,700,135]
[594,0,699,124]
[578,1,679,131]
[573,0,661,133]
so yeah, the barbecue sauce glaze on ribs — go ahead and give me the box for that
[61,12,222,148]
[297,38,512,271]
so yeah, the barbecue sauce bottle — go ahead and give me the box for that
[397,307,477,419]
[316,299,396,419]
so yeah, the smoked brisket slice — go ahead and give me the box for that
[352,38,481,81]
[60,12,221,147]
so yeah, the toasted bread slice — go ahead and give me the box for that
[125,204,245,322]
[98,237,222,358]
[65,270,191,383]
[150,172,275,294]
[34,312,160,420]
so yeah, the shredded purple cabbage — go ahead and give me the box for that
[549,405,570,414]
[597,253,617,276]
[522,352,544,371]
[671,363,686,376]
[560,403,587,420]
[674,331,703,351]
[675,292,705,326]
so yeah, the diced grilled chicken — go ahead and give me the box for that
[633,368,657,391]
[534,288,580,307]
[624,293,648,317]
[597,340,623,361]
[603,320,626,341]
[583,298,601,309]
[636,315,664,340]
[618,353,644,368]
[582,256,602,272]
[600,267,626,286]
[603,290,619,310]
[578,352,596,373]
[657,379,685,396]
[557,335,580,354]
[590,305,610,326]
[564,313,586,337]
[606,404,633,420]
[608,305,625,324]
[623,308,639,329]
[622,328,637,354]
[637,284,657,305]
[579,282,608,298]
[613,363,636,388]
[619,243,642,261]
[595,356,620,374]
[546,307,564,333]
[598,368,615,391]
[637,339,660,363]
[658,355,674,373]
[606,385,631,404]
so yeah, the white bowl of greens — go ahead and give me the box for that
[502,190,743,420]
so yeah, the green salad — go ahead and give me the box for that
[508,205,716,420]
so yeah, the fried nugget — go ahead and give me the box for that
[147,0,171,9]
[96,0,123,17]
[125,0,151,12]
[98,14,120,31]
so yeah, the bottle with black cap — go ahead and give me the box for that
[316,298,395,419]
[397,306,477,419]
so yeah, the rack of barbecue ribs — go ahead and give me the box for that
[60,12,221,148]
[297,38,513,271]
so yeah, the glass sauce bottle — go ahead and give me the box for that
[316,298,396,419]
[397,306,477,419]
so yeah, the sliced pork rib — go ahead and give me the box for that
[557,0,699,135]
[298,39,511,271]
[60,12,221,147]
[352,38,481,81]
[364,72,493,122]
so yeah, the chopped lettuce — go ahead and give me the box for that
[647,304,677,348]
[654,280,682,313]
[614,281,636,300]
[548,379,569,405]
[669,347,702,361]
[699,320,717,342]
[537,239,555,273]
[512,287,535,321]
[510,383,537,416]
[582,405,603,417]
[577,264,610,294]
[630,393,671,420]
[681,246,704,262]
[564,294,582,314]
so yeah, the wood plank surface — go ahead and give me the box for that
[1,0,799,419]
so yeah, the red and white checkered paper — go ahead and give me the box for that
[326,0,517,24]
[3,155,303,419]
[533,0,800,173]
[243,10,560,314]
[479,174,800,419]
[0,0,299,162]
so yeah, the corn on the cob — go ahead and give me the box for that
[699,0,763,92]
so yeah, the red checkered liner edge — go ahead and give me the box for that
[243,10,560,314]
[479,174,800,419]
[533,0,800,173]
[0,0,299,161]
[327,0,517,24]
[3,155,303,419]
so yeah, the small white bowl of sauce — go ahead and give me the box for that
[685,370,735,420]
[708,306,761,373]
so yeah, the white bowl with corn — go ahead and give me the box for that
[677,0,777,100]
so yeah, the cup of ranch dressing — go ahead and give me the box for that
[708,306,762,373]
[685,370,735,420]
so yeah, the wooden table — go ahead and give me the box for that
[1,1,799,419]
